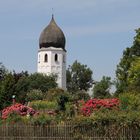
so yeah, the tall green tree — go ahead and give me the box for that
[116,28,140,93]
[0,73,16,110]
[126,57,140,91]
[66,60,93,92]
[0,63,8,81]
[93,76,112,98]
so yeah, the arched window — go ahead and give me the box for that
[38,55,40,63]
[55,54,58,62]
[44,54,48,62]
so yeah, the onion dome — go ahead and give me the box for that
[39,15,66,50]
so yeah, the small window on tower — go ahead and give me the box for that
[44,54,48,62]
[55,54,58,62]
[38,55,40,63]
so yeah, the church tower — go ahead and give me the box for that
[37,15,66,89]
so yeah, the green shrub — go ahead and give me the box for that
[26,89,44,101]
[43,88,70,112]
[56,94,69,111]
[65,102,76,118]
[72,116,98,139]
[45,88,64,101]
[30,114,54,126]
[72,108,140,139]
[45,88,70,101]
[30,100,57,110]
[73,90,90,101]
[5,111,23,124]
[119,92,140,111]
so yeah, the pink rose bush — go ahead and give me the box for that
[81,98,120,116]
[2,103,38,119]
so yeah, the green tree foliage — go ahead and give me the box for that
[126,57,140,91]
[30,100,57,110]
[119,92,140,111]
[0,73,16,110]
[13,70,28,83]
[28,73,57,92]
[0,69,30,108]
[116,28,140,93]
[14,73,57,103]
[93,76,112,98]
[45,88,70,111]
[67,60,93,92]
[26,89,44,102]
[0,63,8,81]
[71,90,90,101]
[46,88,65,101]
[0,64,57,109]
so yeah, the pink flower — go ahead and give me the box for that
[81,98,120,116]
[1,103,38,119]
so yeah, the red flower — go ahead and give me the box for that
[81,98,120,116]
[1,103,38,119]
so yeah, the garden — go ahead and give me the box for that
[0,89,140,139]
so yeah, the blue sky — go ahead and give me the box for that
[0,0,140,81]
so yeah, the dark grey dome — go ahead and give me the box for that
[39,15,66,50]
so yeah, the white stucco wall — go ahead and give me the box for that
[37,47,66,90]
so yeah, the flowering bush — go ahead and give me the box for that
[2,103,38,119]
[81,98,120,116]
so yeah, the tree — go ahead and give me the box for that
[71,90,90,101]
[28,73,57,92]
[126,57,140,91]
[116,28,140,93]
[0,63,8,81]
[13,70,29,83]
[26,89,44,101]
[0,70,57,109]
[93,76,112,98]
[66,60,93,92]
[14,75,30,103]
[0,73,16,110]
[0,69,30,108]
[14,73,57,103]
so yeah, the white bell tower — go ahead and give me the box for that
[37,15,66,89]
